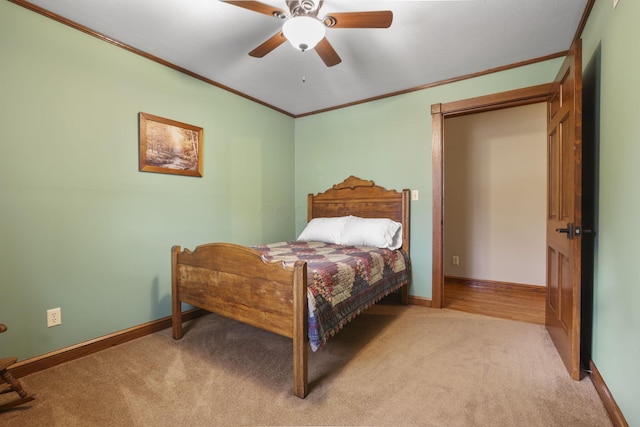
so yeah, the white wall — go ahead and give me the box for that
[444,103,547,285]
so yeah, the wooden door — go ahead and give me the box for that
[546,39,583,380]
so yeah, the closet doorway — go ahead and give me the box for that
[442,103,547,324]
[431,84,554,309]
[433,45,586,380]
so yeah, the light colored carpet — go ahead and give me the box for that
[0,305,611,426]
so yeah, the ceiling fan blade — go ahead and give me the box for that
[325,11,393,28]
[315,38,341,67]
[222,1,286,17]
[249,32,287,58]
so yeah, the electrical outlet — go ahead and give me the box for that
[47,307,62,327]
[452,256,460,266]
[411,190,419,201]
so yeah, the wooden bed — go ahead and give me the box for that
[171,176,410,398]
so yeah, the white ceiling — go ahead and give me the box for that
[18,0,588,116]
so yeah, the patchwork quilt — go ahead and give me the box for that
[253,241,411,351]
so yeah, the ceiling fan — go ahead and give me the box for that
[222,0,393,67]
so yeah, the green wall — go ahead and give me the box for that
[294,58,562,298]
[0,2,295,360]
[3,1,637,423]
[581,0,640,424]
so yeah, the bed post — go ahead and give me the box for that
[171,245,183,340]
[292,261,308,398]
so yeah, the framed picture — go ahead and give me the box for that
[139,112,203,177]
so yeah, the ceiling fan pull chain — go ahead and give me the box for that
[301,51,307,83]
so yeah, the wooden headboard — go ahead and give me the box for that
[307,176,410,254]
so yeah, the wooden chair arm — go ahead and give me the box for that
[0,324,7,333]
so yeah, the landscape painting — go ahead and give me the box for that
[139,112,203,177]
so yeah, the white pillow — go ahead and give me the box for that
[341,216,403,249]
[297,216,348,244]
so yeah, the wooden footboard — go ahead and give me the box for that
[171,243,309,398]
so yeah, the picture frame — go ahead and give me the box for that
[139,112,203,177]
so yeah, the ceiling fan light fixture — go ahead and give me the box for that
[282,16,325,51]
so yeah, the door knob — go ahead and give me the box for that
[555,222,575,239]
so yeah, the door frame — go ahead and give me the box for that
[431,84,554,308]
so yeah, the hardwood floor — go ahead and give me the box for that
[444,277,546,325]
